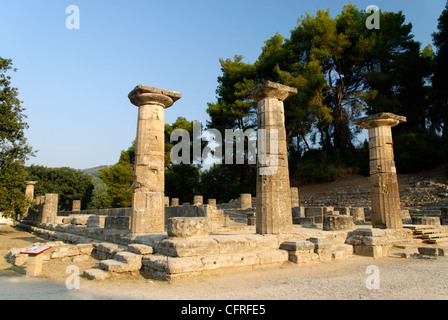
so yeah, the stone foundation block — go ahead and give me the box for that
[93,242,127,260]
[104,216,131,230]
[257,250,289,265]
[323,215,354,231]
[412,217,441,226]
[87,216,106,228]
[128,243,153,255]
[167,217,210,238]
[315,248,333,261]
[83,268,110,280]
[308,237,332,249]
[289,253,319,264]
[50,245,80,259]
[156,237,219,257]
[418,247,439,256]
[354,245,390,258]
[280,240,314,252]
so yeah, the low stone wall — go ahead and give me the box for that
[59,208,132,217]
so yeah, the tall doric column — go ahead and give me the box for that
[353,112,406,229]
[246,81,297,235]
[128,85,181,234]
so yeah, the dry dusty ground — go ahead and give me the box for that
[1,224,448,300]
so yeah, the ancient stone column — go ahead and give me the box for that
[353,112,406,229]
[42,193,58,223]
[246,81,297,235]
[164,197,170,207]
[207,199,217,208]
[193,195,203,205]
[290,187,299,208]
[171,198,179,206]
[240,193,252,209]
[25,181,38,201]
[72,200,81,211]
[128,85,181,233]
[23,181,38,219]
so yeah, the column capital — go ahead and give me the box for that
[352,112,406,129]
[245,81,297,102]
[128,84,182,108]
[25,181,38,186]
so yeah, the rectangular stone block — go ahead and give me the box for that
[293,217,314,226]
[156,237,219,257]
[308,237,332,249]
[87,215,106,228]
[289,253,318,264]
[412,216,441,226]
[166,256,204,274]
[354,245,390,258]
[323,215,354,231]
[418,247,438,256]
[104,216,131,230]
[257,250,289,264]
[292,207,305,219]
[280,240,314,252]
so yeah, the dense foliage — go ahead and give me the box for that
[0,57,34,218]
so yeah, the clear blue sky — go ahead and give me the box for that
[1,0,446,169]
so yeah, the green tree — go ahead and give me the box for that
[26,165,94,211]
[431,1,448,137]
[99,116,202,207]
[98,145,134,208]
[0,57,34,218]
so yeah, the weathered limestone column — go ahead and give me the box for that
[353,112,406,229]
[42,193,58,223]
[246,81,297,235]
[171,198,179,206]
[72,200,81,211]
[25,181,38,201]
[290,187,299,208]
[193,195,203,205]
[207,199,217,208]
[23,181,38,219]
[128,85,181,233]
[240,193,252,209]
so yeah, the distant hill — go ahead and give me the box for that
[82,165,110,178]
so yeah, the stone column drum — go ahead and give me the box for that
[246,81,297,235]
[24,181,38,219]
[353,112,406,229]
[25,181,38,200]
[128,85,181,234]
[42,193,58,223]
[72,200,81,211]
[240,193,252,209]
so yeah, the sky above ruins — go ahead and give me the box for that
[1,0,446,169]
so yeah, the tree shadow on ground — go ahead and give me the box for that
[0,265,26,277]
[12,237,41,243]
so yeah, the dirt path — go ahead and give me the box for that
[1,225,448,300]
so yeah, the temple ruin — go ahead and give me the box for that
[13,83,448,281]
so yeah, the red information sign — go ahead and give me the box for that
[20,246,52,255]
